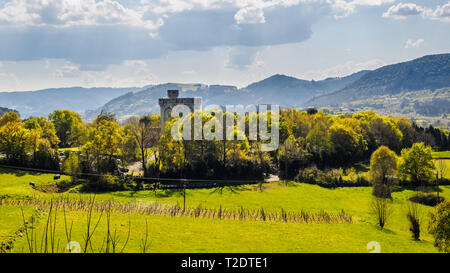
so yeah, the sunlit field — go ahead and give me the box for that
[1,168,448,253]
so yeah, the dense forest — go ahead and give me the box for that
[0,108,448,191]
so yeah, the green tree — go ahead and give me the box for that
[158,118,185,174]
[82,118,124,174]
[0,112,21,127]
[329,122,367,163]
[369,146,398,197]
[124,115,160,177]
[0,120,32,161]
[48,110,85,147]
[397,142,435,184]
[25,117,60,147]
[278,135,302,179]
[64,153,81,183]
[428,201,450,253]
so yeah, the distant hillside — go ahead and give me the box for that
[88,71,368,121]
[244,71,368,106]
[0,107,18,117]
[307,54,450,107]
[0,87,144,118]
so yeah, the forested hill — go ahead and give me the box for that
[87,71,368,121]
[0,107,18,117]
[307,53,450,107]
[0,87,144,118]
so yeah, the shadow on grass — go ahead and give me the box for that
[0,168,29,177]
[0,168,57,178]
[209,185,242,196]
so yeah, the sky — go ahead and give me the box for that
[0,0,448,91]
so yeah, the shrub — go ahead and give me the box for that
[428,201,450,253]
[409,193,445,207]
[372,183,392,199]
[406,202,422,240]
[370,197,393,229]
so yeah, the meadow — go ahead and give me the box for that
[0,168,448,253]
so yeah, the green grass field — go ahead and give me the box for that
[0,168,448,253]
[432,151,450,158]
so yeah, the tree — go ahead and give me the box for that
[64,153,81,183]
[428,200,450,253]
[406,202,422,240]
[329,123,366,164]
[397,142,435,185]
[369,146,398,198]
[305,114,332,165]
[0,120,32,162]
[370,197,393,229]
[82,118,124,174]
[435,158,448,201]
[0,112,21,127]
[124,115,160,177]
[48,110,85,147]
[277,135,303,179]
[25,117,60,147]
[353,111,403,152]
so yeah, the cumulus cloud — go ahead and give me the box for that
[234,7,266,24]
[0,0,162,30]
[430,2,450,22]
[54,64,81,78]
[383,1,450,22]
[404,38,424,48]
[225,47,264,70]
[0,0,411,70]
[382,3,427,19]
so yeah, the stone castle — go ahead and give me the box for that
[158,90,202,128]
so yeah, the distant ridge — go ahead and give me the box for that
[85,71,368,121]
[307,53,450,107]
[0,87,143,117]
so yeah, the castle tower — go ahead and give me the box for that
[158,90,202,128]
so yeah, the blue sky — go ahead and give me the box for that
[0,0,448,91]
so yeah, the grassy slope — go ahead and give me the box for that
[0,206,34,245]
[1,169,448,253]
[9,209,439,253]
[0,168,71,198]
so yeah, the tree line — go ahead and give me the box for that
[0,109,448,189]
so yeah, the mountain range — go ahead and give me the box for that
[0,87,142,117]
[307,54,450,107]
[0,53,448,122]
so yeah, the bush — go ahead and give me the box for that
[372,183,392,199]
[295,166,369,188]
[409,193,445,207]
[428,201,450,253]
[406,202,422,240]
[370,197,393,229]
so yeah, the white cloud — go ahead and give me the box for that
[54,64,81,78]
[429,2,450,22]
[0,0,162,30]
[404,38,424,49]
[382,3,428,19]
[225,46,264,70]
[235,6,266,24]
[123,60,148,68]
[383,1,450,22]
[329,0,395,19]
[331,0,356,19]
